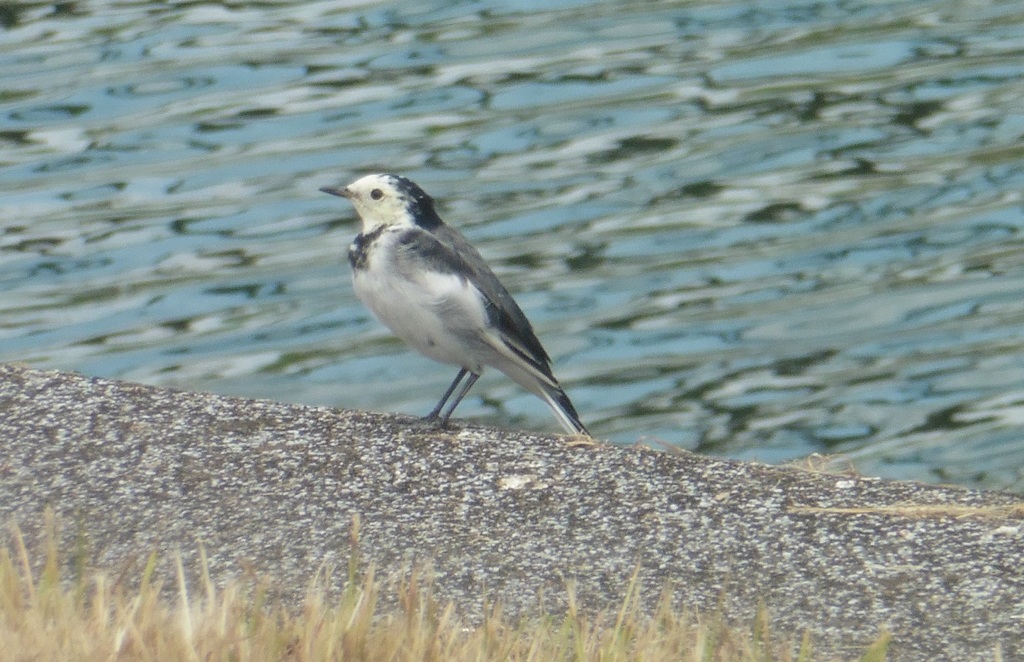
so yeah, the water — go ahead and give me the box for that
[2,0,1024,492]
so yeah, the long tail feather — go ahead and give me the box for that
[541,386,590,436]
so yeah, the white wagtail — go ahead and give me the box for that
[320,173,590,436]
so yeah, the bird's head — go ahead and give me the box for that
[320,173,444,233]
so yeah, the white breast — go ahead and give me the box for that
[351,231,491,372]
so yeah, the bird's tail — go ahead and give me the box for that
[483,333,591,437]
[540,385,590,437]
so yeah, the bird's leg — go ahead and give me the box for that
[438,371,480,427]
[424,368,468,422]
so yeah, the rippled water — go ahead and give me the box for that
[2,0,1024,492]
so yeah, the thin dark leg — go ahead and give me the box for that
[424,368,468,421]
[438,371,480,427]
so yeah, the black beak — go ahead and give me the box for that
[319,186,349,198]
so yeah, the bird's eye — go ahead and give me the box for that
[370,188,383,200]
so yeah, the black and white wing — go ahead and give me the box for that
[396,226,589,435]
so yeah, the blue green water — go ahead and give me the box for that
[3,0,1024,491]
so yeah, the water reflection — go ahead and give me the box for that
[1,0,1023,491]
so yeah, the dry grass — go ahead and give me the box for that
[0,515,887,662]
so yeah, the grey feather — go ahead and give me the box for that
[394,227,554,379]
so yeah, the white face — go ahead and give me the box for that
[340,174,416,233]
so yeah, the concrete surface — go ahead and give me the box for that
[0,363,1021,659]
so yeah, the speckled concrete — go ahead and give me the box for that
[1,363,1021,659]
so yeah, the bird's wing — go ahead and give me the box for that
[395,227,557,381]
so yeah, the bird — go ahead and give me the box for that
[320,173,590,436]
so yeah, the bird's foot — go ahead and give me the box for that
[419,413,450,430]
